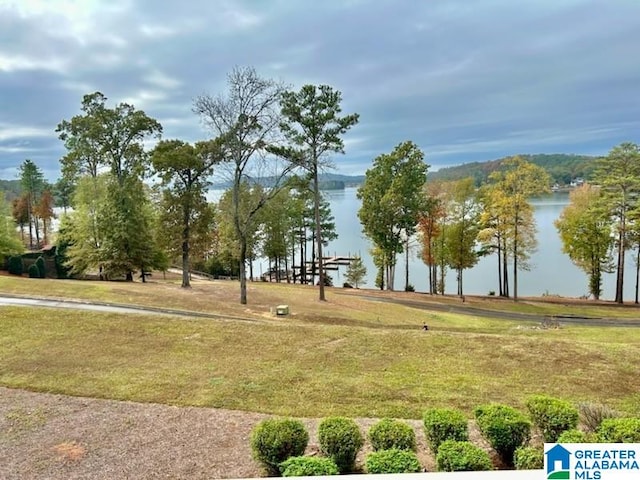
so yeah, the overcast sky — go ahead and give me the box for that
[1,0,639,182]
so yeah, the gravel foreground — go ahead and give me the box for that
[0,387,445,479]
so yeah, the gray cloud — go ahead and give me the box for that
[1,0,639,181]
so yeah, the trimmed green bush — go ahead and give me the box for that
[318,417,363,473]
[280,456,339,476]
[436,440,493,472]
[28,263,40,278]
[474,404,531,465]
[514,446,543,470]
[368,418,416,451]
[578,402,618,433]
[250,418,309,475]
[423,407,468,454]
[557,429,589,443]
[8,255,23,275]
[526,395,579,442]
[365,449,421,474]
[597,418,640,443]
[35,256,46,278]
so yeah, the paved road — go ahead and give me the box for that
[0,295,260,323]
[341,293,640,328]
[3,293,639,328]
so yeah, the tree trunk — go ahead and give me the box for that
[34,213,40,248]
[502,238,509,298]
[615,226,625,304]
[497,238,503,296]
[427,265,433,295]
[239,239,248,304]
[513,215,519,302]
[313,163,326,300]
[635,247,639,304]
[386,255,395,291]
[182,204,191,288]
[404,236,410,291]
[27,201,33,249]
[432,264,437,295]
[285,251,290,283]
[300,228,306,284]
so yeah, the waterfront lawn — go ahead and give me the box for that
[2,299,639,418]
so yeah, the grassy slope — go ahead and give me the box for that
[1,275,639,418]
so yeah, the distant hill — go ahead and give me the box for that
[211,172,366,190]
[0,179,21,202]
[429,154,600,186]
[318,173,365,189]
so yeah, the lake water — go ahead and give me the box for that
[318,188,638,301]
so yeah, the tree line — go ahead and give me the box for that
[429,153,597,187]
[1,67,359,305]
[356,142,640,304]
[1,65,639,304]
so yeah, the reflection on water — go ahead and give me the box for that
[323,188,636,301]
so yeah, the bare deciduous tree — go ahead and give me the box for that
[193,67,292,304]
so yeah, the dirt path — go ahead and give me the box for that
[0,387,444,479]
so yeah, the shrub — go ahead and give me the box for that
[35,256,46,278]
[597,418,640,443]
[365,449,421,474]
[514,446,543,470]
[423,407,468,454]
[8,256,23,275]
[405,284,415,292]
[368,418,416,452]
[474,404,531,465]
[557,429,590,443]
[578,402,619,433]
[28,264,40,278]
[318,417,363,473]
[280,456,339,477]
[436,440,493,472]
[250,418,309,475]
[526,395,579,442]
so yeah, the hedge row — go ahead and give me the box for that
[250,398,639,476]
[251,417,422,475]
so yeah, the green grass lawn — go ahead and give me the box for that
[2,284,639,418]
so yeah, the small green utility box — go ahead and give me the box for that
[276,305,289,316]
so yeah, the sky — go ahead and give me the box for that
[1,0,639,182]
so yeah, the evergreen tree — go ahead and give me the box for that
[18,159,45,249]
[276,84,359,300]
[591,142,640,303]
[345,256,367,288]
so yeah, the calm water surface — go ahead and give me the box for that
[321,188,637,301]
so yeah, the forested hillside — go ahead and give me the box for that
[0,179,21,201]
[429,153,599,186]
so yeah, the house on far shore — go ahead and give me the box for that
[569,177,585,187]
